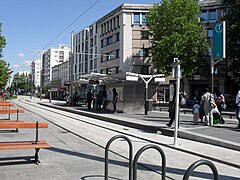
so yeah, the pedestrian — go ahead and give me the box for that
[102,91,107,110]
[201,88,214,126]
[193,100,200,125]
[235,89,240,128]
[112,88,118,113]
[86,89,93,109]
[166,85,181,128]
[96,90,103,111]
[215,90,225,124]
[199,99,205,123]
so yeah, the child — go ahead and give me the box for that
[193,100,200,125]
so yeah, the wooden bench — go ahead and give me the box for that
[0,121,50,164]
[0,103,14,109]
[0,109,24,120]
[0,100,9,103]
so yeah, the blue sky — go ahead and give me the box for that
[0,0,160,74]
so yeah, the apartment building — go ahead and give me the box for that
[42,44,70,86]
[72,4,156,112]
[31,59,42,92]
[51,61,69,100]
[98,4,154,75]
[183,0,225,97]
[73,23,99,80]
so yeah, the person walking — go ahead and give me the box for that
[193,100,200,125]
[201,88,214,126]
[86,89,93,110]
[102,91,107,110]
[215,91,225,124]
[166,84,181,128]
[235,89,240,128]
[96,90,103,111]
[112,88,118,113]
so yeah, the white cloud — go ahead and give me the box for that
[12,64,20,69]
[23,60,32,67]
[17,53,25,58]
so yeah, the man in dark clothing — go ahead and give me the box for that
[86,89,93,109]
[96,90,103,111]
[112,88,118,113]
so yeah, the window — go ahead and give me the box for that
[94,58,97,69]
[200,10,207,23]
[116,33,120,41]
[107,36,113,45]
[208,29,213,38]
[134,13,140,25]
[116,49,119,58]
[139,48,149,57]
[141,31,149,39]
[109,20,112,30]
[209,9,217,23]
[90,60,93,70]
[112,19,114,30]
[116,16,119,27]
[142,13,147,26]
[107,52,113,60]
[104,24,106,33]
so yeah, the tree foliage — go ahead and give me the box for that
[0,24,7,59]
[147,0,209,77]
[0,59,12,87]
[222,0,240,78]
[11,73,32,93]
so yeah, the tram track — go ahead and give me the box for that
[15,99,172,179]
[14,99,240,173]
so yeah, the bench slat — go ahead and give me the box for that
[0,140,51,150]
[0,122,48,129]
[0,109,24,114]
[0,103,14,107]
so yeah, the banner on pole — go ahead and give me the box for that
[213,21,226,59]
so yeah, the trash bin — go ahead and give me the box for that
[146,99,153,111]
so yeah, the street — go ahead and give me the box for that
[0,97,239,179]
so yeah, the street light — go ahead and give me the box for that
[170,58,181,147]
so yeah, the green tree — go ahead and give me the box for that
[222,0,240,79]
[0,23,7,58]
[11,73,32,94]
[0,59,12,87]
[147,0,209,77]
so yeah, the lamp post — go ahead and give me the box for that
[170,58,181,147]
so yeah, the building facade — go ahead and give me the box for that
[98,4,154,75]
[42,44,70,86]
[183,0,225,98]
[51,61,69,100]
[31,59,42,92]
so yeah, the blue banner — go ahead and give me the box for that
[213,22,226,59]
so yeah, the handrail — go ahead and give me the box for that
[133,144,166,180]
[182,159,219,180]
[105,135,133,180]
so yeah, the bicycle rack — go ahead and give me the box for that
[182,159,219,180]
[133,144,166,180]
[104,135,133,180]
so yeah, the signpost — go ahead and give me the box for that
[211,21,226,93]
[170,58,180,147]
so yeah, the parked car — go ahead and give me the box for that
[186,96,196,106]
